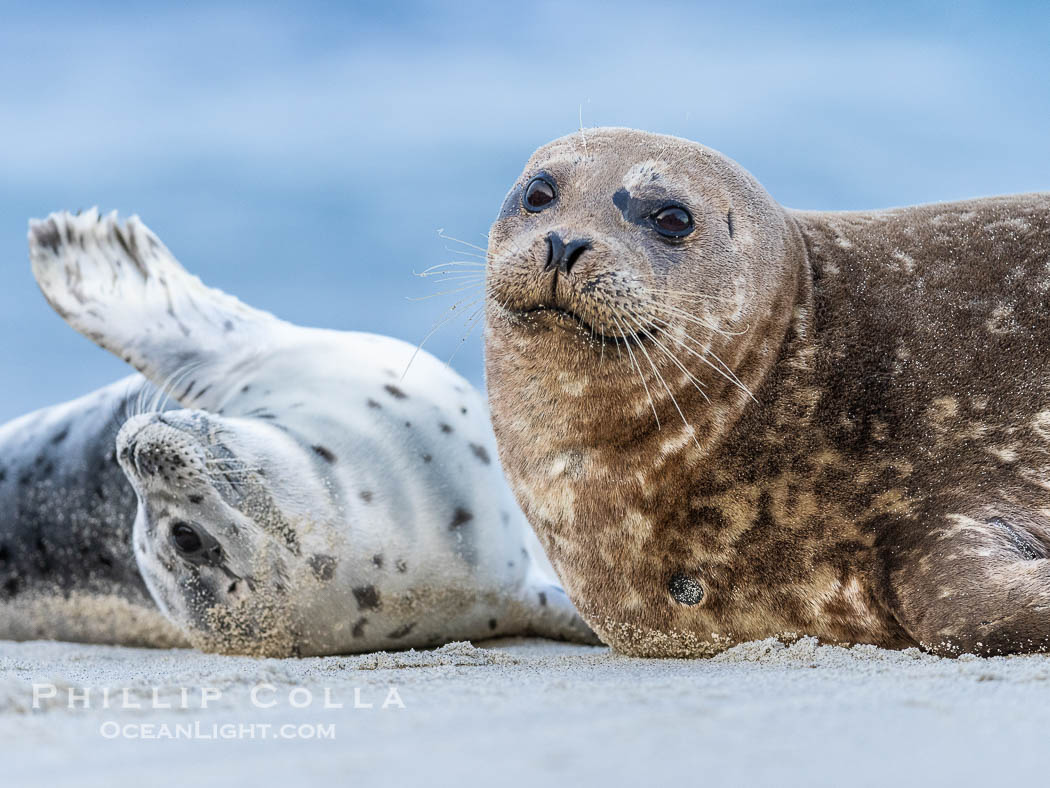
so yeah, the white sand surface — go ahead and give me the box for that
[3,636,1049,787]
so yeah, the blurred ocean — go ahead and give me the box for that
[1,0,1047,421]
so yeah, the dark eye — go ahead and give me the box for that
[171,522,203,553]
[523,175,557,212]
[652,206,694,238]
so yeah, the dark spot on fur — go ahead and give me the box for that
[34,221,61,254]
[460,406,467,415]
[36,458,54,477]
[50,426,70,445]
[469,443,491,464]
[727,209,735,238]
[359,490,374,503]
[352,617,368,638]
[439,423,453,434]
[309,554,337,581]
[692,506,730,531]
[312,445,336,463]
[367,398,382,409]
[241,385,251,394]
[3,577,20,597]
[223,320,235,332]
[0,545,8,565]
[395,559,408,573]
[0,468,6,483]
[384,384,407,399]
[387,623,416,639]
[450,508,473,529]
[353,585,381,610]
[372,553,384,569]
[189,494,203,504]
[488,618,498,631]
[668,572,704,605]
[538,591,547,606]
[422,453,432,463]
[227,581,238,593]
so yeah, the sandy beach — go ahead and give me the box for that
[4,635,1049,787]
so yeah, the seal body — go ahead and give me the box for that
[485,127,1050,657]
[4,209,594,656]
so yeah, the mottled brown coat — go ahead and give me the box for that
[485,128,1050,657]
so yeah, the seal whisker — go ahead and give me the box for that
[606,307,660,428]
[405,282,484,302]
[415,275,485,287]
[437,229,489,255]
[701,347,757,403]
[150,360,206,415]
[651,317,756,402]
[415,262,487,276]
[128,360,200,420]
[415,272,487,284]
[621,313,688,438]
[665,320,752,398]
[649,302,751,337]
[624,314,706,447]
[441,248,488,259]
[578,104,588,155]
[632,320,711,402]
[445,306,486,367]
[643,287,741,303]
[401,293,488,379]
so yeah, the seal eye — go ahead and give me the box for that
[523,176,557,212]
[652,206,694,238]
[170,522,203,554]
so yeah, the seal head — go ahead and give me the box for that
[487,127,800,451]
[116,409,333,656]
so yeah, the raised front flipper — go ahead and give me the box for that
[29,209,291,412]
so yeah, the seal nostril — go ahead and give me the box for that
[561,239,591,273]
[545,231,564,271]
[545,233,590,273]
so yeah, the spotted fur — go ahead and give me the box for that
[485,127,1050,657]
[2,209,597,656]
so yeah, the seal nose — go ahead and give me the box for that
[545,232,591,274]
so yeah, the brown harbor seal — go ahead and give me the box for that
[484,127,1050,657]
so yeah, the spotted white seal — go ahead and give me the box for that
[1,209,595,656]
